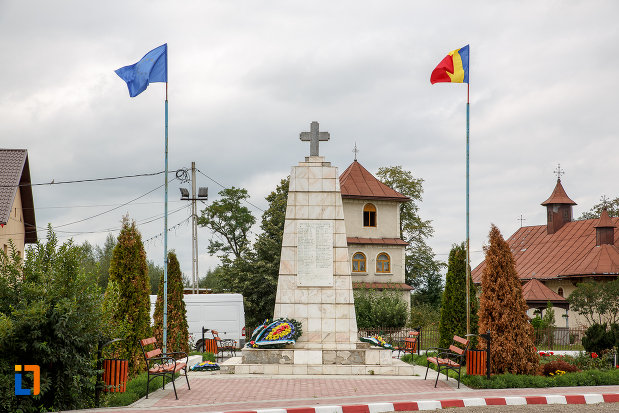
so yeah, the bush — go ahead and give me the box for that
[202,352,216,362]
[0,229,103,412]
[354,288,408,329]
[409,302,440,329]
[582,323,615,354]
[461,369,619,389]
[540,360,580,376]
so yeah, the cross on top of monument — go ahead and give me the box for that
[300,121,330,157]
[353,143,359,161]
[554,163,564,180]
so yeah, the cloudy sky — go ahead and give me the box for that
[2,1,617,281]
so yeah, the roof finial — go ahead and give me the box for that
[517,214,526,228]
[554,163,564,181]
[353,142,359,161]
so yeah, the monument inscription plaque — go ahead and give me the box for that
[296,220,333,287]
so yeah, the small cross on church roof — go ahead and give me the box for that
[300,121,330,156]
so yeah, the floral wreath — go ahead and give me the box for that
[360,334,394,350]
[246,318,303,349]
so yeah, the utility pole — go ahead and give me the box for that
[180,162,208,294]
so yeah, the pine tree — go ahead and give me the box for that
[478,225,539,375]
[438,242,478,349]
[104,216,151,376]
[153,251,189,353]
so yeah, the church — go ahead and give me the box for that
[471,177,619,328]
[338,160,412,305]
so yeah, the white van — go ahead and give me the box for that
[149,293,245,351]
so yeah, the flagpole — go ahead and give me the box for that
[465,79,471,336]
[163,78,169,354]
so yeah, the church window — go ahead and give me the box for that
[557,287,564,297]
[562,208,569,222]
[376,253,390,273]
[363,203,376,227]
[352,252,366,272]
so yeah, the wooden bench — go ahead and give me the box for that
[393,330,420,358]
[424,335,469,388]
[211,330,237,359]
[139,337,190,399]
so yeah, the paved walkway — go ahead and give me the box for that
[80,365,618,413]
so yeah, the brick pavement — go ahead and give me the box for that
[79,371,619,413]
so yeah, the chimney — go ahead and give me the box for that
[541,179,576,235]
[594,209,616,246]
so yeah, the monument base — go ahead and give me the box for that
[241,346,392,366]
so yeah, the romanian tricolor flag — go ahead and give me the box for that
[430,45,469,84]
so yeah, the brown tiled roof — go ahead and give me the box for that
[347,237,408,246]
[594,209,616,228]
[472,218,619,283]
[339,161,410,202]
[352,282,413,291]
[541,179,576,206]
[522,278,567,303]
[0,149,37,243]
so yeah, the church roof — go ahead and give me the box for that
[522,278,567,303]
[472,217,619,282]
[0,149,37,243]
[541,179,576,206]
[594,209,616,228]
[339,161,410,202]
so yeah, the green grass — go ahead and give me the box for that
[401,352,619,389]
[103,372,179,407]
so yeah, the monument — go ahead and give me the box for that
[225,122,414,375]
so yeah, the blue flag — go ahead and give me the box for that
[115,44,167,97]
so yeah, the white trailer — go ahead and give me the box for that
[149,293,245,351]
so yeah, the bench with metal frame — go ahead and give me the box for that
[211,330,237,359]
[138,337,190,399]
[424,335,469,388]
[393,329,421,358]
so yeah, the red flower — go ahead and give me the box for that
[591,352,598,359]
[549,352,554,355]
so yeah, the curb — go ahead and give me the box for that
[225,393,619,413]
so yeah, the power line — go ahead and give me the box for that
[22,200,184,210]
[196,169,265,213]
[2,170,166,188]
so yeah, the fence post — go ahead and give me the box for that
[416,326,422,356]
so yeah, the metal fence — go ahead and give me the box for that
[245,325,586,351]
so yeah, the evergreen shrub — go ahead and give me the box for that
[354,288,408,329]
[582,323,617,354]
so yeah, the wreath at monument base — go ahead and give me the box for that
[360,335,394,350]
[246,318,303,349]
[191,361,220,371]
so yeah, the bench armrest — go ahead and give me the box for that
[425,347,450,355]
[164,351,189,363]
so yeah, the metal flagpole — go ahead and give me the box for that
[163,78,169,354]
[466,79,471,336]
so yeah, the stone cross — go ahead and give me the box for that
[300,121,330,156]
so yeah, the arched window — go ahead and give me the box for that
[557,287,564,297]
[363,203,376,227]
[352,252,366,273]
[376,253,390,273]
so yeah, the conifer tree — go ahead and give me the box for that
[478,225,539,375]
[104,216,151,376]
[439,242,478,349]
[153,251,189,353]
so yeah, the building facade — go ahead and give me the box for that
[339,161,412,304]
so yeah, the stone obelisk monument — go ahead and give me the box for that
[273,121,358,354]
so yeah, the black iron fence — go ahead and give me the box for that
[244,325,586,351]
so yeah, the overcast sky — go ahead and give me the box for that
[2,1,617,281]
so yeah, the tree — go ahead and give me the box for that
[96,233,116,289]
[0,228,102,412]
[153,252,189,353]
[198,187,256,263]
[578,196,619,219]
[104,216,151,377]
[478,224,539,375]
[439,242,478,349]
[147,260,163,295]
[568,279,619,326]
[376,166,444,306]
